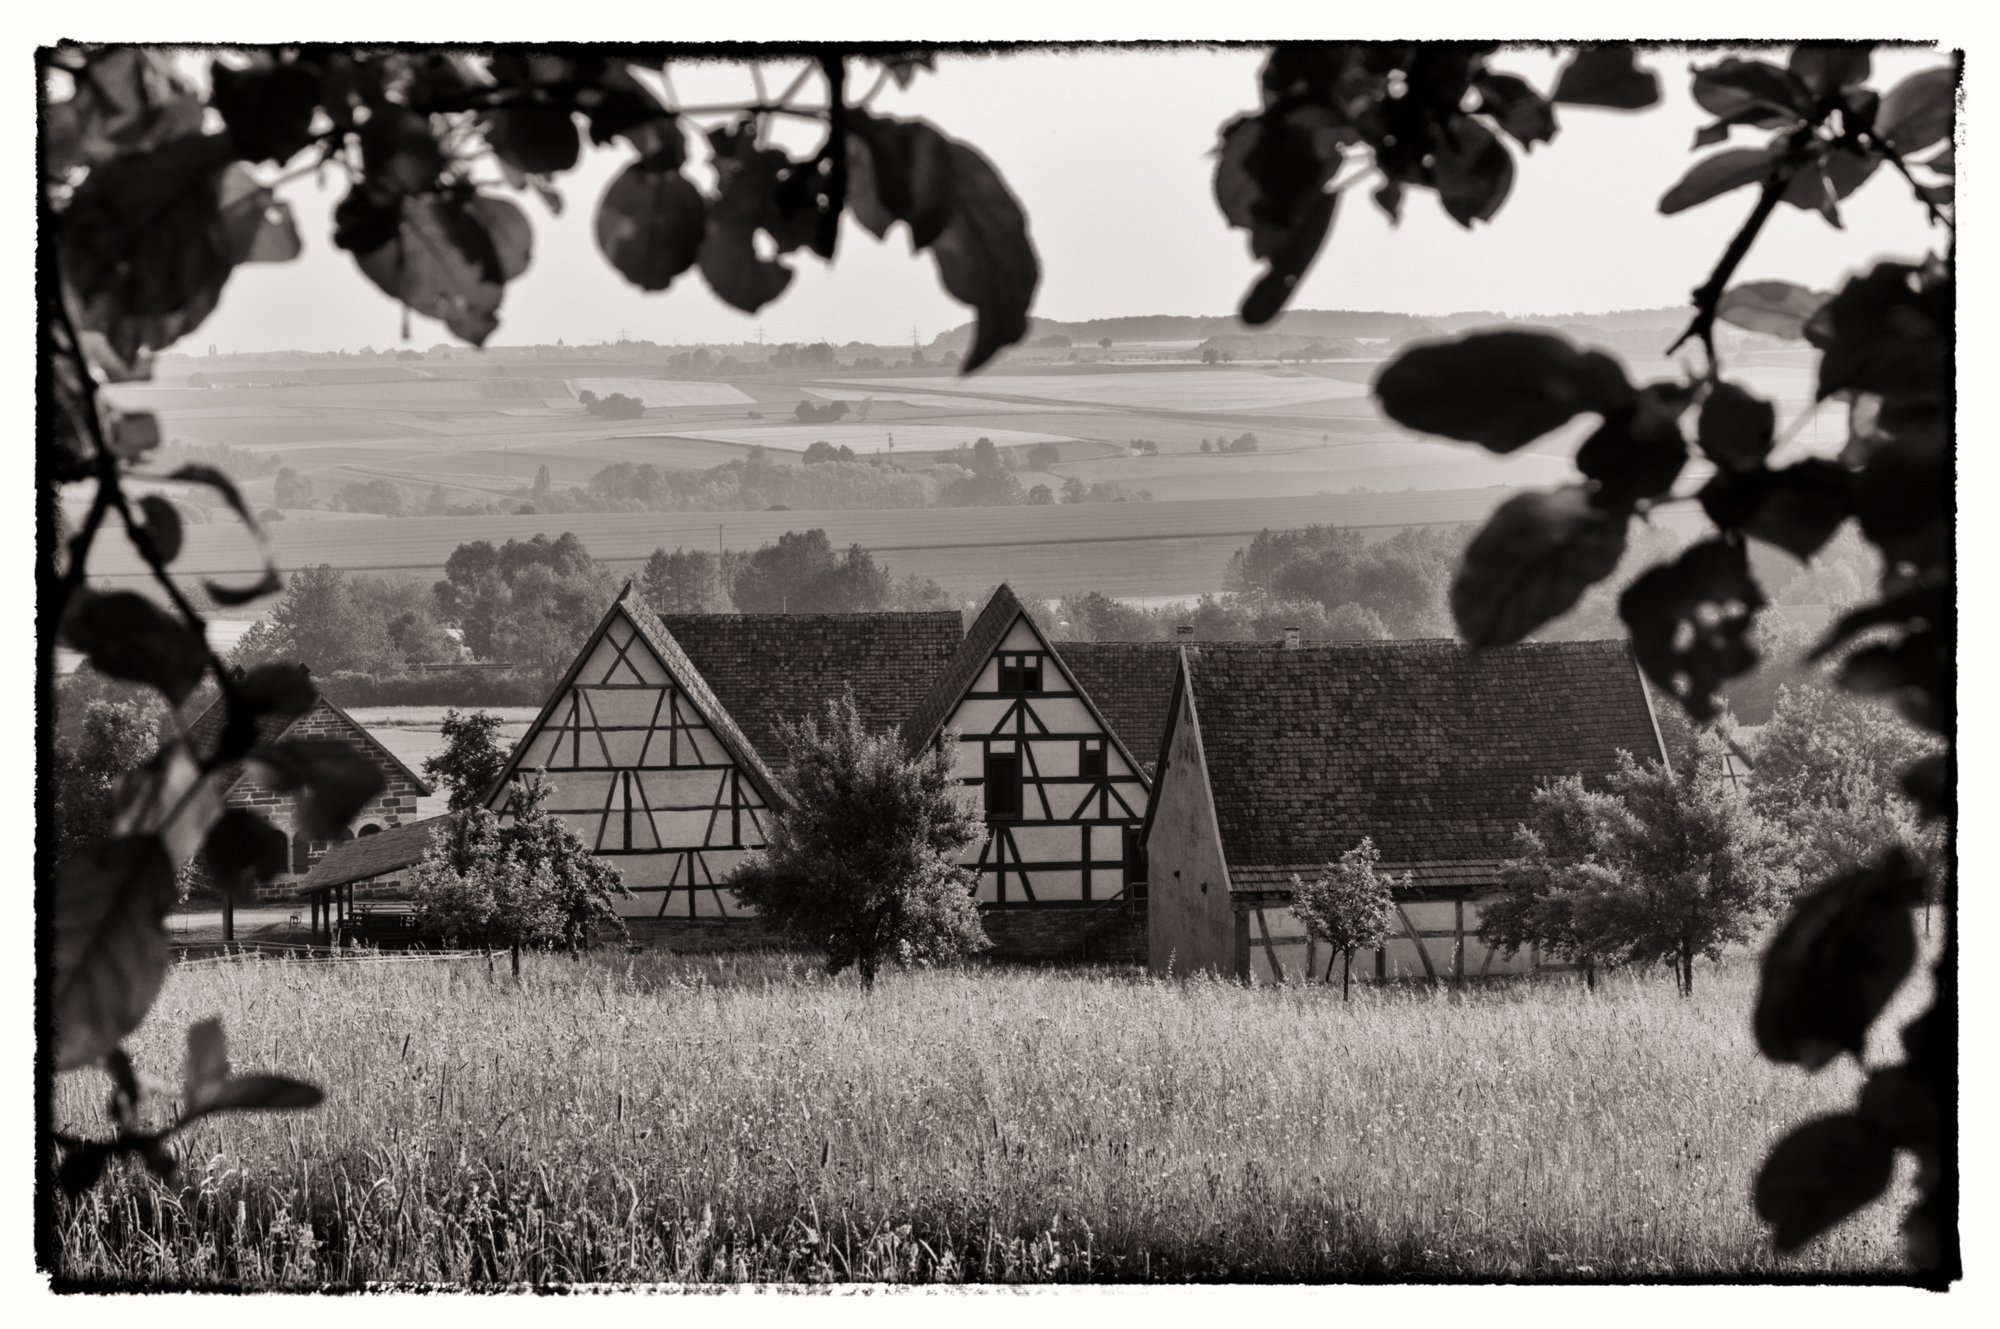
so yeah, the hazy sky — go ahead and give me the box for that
[194,44,1952,353]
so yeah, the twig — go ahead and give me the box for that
[1666,131,1815,368]
[855,64,893,110]
[1873,135,1954,231]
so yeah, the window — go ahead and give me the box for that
[1080,740,1107,779]
[997,653,1042,695]
[1123,827,1148,899]
[290,832,310,876]
[984,751,1022,819]
[359,824,383,837]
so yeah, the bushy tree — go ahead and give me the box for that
[421,708,510,812]
[1290,837,1399,999]
[1486,742,1792,996]
[409,776,625,966]
[728,695,988,987]
[730,528,899,613]
[49,698,164,861]
[434,532,615,676]
[231,563,404,675]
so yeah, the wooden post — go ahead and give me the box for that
[223,895,235,944]
[1452,899,1466,989]
[1375,945,1386,981]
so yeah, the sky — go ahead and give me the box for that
[188,44,1954,353]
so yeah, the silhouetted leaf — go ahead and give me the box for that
[1659,145,1781,215]
[1449,487,1630,646]
[486,105,581,176]
[927,138,1039,373]
[202,807,290,901]
[1824,146,1883,200]
[1858,1065,1941,1155]
[596,160,705,291]
[1551,46,1660,109]
[1699,460,1848,560]
[111,742,223,866]
[1781,154,1842,226]
[54,836,178,1071]
[1805,261,1951,401]
[1576,383,1691,505]
[1241,192,1336,326]
[55,1137,114,1197]
[246,739,385,839]
[205,568,284,607]
[1756,1114,1895,1251]
[1477,73,1557,150]
[1618,539,1765,722]
[848,112,956,248]
[109,410,162,461]
[357,105,444,197]
[1690,57,1812,124]
[1850,427,1949,567]
[1374,330,1633,453]
[1876,67,1956,155]
[183,1017,230,1103]
[59,132,246,364]
[1429,116,1514,226]
[1838,633,1951,733]
[353,192,531,345]
[1716,280,1828,340]
[1214,111,1344,326]
[1809,582,1949,662]
[216,661,317,763]
[60,590,207,704]
[189,1075,324,1117]
[698,133,811,313]
[1900,752,1950,819]
[209,57,323,164]
[1696,380,1776,469]
[1790,44,1873,96]
[168,464,262,538]
[581,67,683,165]
[134,495,183,565]
[44,47,206,176]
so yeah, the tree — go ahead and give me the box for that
[421,708,509,812]
[1025,440,1062,469]
[1026,483,1054,505]
[1488,742,1792,997]
[1290,838,1398,999]
[1098,337,1113,350]
[49,698,163,862]
[230,563,403,675]
[273,466,312,508]
[729,528,897,613]
[409,776,625,968]
[639,546,729,613]
[728,695,988,987]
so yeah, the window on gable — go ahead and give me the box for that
[984,750,1022,819]
[1080,739,1107,779]
[997,653,1042,695]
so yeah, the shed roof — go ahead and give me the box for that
[302,814,457,893]
[663,611,964,760]
[1177,639,1664,875]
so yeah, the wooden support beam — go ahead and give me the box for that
[223,896,235,944]
[1394,902,1439,984]
[1255,907,1283,983]
[1453,898,1466,989]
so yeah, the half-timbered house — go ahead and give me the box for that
[900,584,1152,958]
[484,588,782,928]
[1143,639,1665,983]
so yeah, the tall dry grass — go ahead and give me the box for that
[49,949,1920,1285]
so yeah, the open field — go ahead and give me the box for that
[656,422,1086,453]
[49,950,1917,1285]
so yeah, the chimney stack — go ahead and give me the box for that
[1284,626,1301,650]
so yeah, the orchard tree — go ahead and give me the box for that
[639,545,732,613]
[420,707,510,811]
[1289,837,1398,1000]
[728,694,987,987]
[48,697,164,861]
[1481,772,1634,990]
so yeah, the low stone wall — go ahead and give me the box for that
[620,916,791,952]
[980,901,1147,966]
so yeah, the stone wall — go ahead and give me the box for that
[979,901,1147,965]
[621,915,791,952]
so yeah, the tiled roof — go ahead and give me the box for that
[1059,642,1184,772]
[900,584,1028,750]
[663,611,964,760]
[1230,859,1502,897]
[184,687,431,796]
[303,814,458,892]
[1182,640,1664,873]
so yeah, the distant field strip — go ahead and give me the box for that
[85,490,1522,588]
[844,370,1372,410]
[657,423,1084,453]
[569,379,755,407]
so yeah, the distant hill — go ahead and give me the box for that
[928,306,1693,354]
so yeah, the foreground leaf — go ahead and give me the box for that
[201,807,290,901]
[1756,1114,1896,1252]
[1659,146,1781,215]
[1374,330,1633,453]
[1618,539,1766,722]
[1695,379,1777,469]
[1450,487,1630,646]
[1755,848,1925,1070]
[926,139,1039,372]
[1875,66,1956,156]
[60,590,207,704]
[1551,46,1660,109]
[246,739,385,838]
[353,192,531,346]
[596,160,705,291]
[54,837,178,1071]
[1715,281,1828,340]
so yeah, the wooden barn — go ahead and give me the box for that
[186,687,432,901]
[1141,639,1666,984]
[485,587,782,926]
[900,585,1153,958]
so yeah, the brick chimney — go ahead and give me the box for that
[1284,626,1301,649]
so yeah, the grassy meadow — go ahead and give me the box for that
[50,949,1918,1286]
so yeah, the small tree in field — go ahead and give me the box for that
[422,708,510,811]
[408,775,625,971]
[1489,740,1792,996]
[1291,837,1398,999]
[728,695,988,988]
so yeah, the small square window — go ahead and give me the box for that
[1080,741,1107,779]
[999,654,1043,695]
